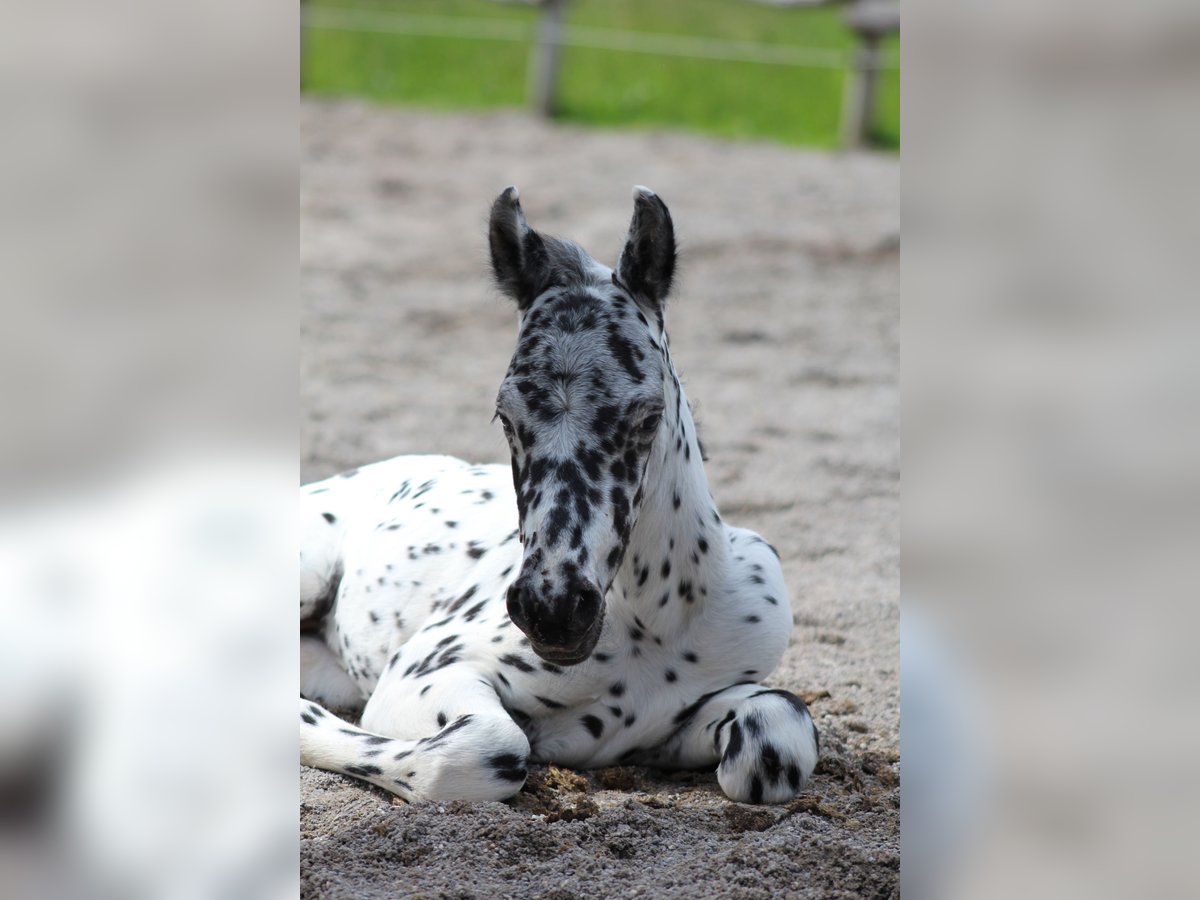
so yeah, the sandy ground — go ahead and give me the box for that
[301,100,899,898]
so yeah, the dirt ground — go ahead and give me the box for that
[301,100,899,899]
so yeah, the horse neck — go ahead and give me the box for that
[612,357,728,623]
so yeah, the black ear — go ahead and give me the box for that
[489,186,550,310]
[616,186,676,313]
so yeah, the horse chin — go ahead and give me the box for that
[528,614,604,667]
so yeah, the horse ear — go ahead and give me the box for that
[616,186,676,313]
[489,186,549,310]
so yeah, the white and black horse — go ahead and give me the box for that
[300,187,818,804]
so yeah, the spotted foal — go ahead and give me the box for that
[300,187,819,803]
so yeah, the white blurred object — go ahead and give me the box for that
[901,605,985,899]
[1,458,296,900]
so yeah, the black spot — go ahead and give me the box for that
[624,714,637,727]
[671,687,728,729]
[321,512,336,524]
[437,712,447,728]
[467,542,487,559]
[713,710,736,750]
[489,753,527,782]
[301,713,316,725]
[447,585,478,613]
[344,764,383,778]
[787,764,801,791]
[581,715,604,739]
[725,722,744,761]
[609,683,625,697]
[760,744,784,783]
[661,559,671,578]
[683,651,699,663]
[744,615,760,623]
[419,714,473,748]
[500,654,535,673]
[749,776,764,804]
[536,695,565,709]
[664,669,677,683]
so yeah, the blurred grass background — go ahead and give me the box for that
[302,0,899,150]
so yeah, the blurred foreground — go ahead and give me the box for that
[1,2,298,897]
[905,1,1200,897]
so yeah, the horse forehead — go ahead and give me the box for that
[512,313,657,386]
[521,292,614,340]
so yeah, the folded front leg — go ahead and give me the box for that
[647,683,820,804]
[300,664,531,802]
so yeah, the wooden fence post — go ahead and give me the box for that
[841,1,899,149]
[529,0,568,117]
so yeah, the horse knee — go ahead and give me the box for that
[717,689,819,804]
[421,715,531,801]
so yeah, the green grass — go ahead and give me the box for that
[302,0,899,150]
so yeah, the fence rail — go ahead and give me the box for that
[301,4,899,147]
[301,6,899,70]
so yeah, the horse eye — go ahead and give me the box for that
[496,413,514,434]
[638,414,661,434]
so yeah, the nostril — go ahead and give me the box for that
[506,582,529,627]
[573,585,602,622]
